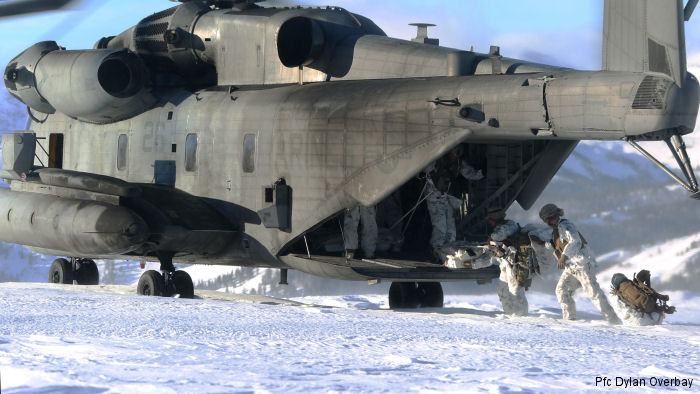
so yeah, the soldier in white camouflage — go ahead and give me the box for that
[424,147,483,259]
[609,271,674,326]
[539,203,621,324]
[486,208,528,316]
[376,190,404,253]
[344,205,378,259]
[611,293,665,326]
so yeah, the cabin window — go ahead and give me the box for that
[117,134,128,170]
[242,134,256,173]
[185,133,198,172]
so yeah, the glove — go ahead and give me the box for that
[529,235,545,246]
[557,254,568,270]
[491,247,505,258]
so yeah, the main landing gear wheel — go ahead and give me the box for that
[48,257,101,285]
[136,253,195,298]
[389,282,444,309]
[417,282,444,308]
[137,270,165,296]
[48,258,73,284]
[389,282,419,309]
[75,259,99,285]
[169,270,194,298]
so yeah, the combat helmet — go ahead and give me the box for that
[539,203,563,221]
[611,273,628,291]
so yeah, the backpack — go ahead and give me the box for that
[615,281,657,313]
[504,227,539,289]
[611,270,675,315]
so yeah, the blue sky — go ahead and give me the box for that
[0,0,698,71]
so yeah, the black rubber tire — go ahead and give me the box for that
[417,282,444,308]
[172,270,194,299]
[389,282,419,309]
[48,258,73,284]
[137,270,164,296]
[75,260,99,285]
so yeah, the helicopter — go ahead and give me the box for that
[0,0,698,308]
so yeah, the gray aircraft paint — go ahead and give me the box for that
[1,0,698,281]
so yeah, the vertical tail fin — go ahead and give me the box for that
[603,0,687,86]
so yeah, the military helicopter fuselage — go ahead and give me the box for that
[1,0,698,303]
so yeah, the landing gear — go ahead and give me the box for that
[137,270,165,296]
[170,270,194,298]
[48,257,99,285]
[74,259,99,285]
[48,258,72,284]
[136,254,194,298]
[417,282,444,307]
[389,282,444,309]
[627,133,699,198]
[389,282,418,308]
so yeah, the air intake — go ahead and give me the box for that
[632,76,670,110]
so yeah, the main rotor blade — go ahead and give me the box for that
[685,0,698,21]
[0,0,76,18]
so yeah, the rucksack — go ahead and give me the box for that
[611,270,675,315]
[503,227,539,289]
[615,281,657,313]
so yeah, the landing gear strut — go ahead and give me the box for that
[136,253,194,298]
[627,133,699,199]
[48,257,99,285]
[389,282,444,309]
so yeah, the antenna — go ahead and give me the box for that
[409,23,439,46]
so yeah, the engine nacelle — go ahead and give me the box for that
[277,17,326,68]
[4,41,157,124]
[96,3,385,86]
[100,1,213,78]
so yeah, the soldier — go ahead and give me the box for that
[376,190,404,253]
[343,205,378,259]
[610,270,675,326]
[486,208,529,316]
[424,147,483,259]
[538,203,621,324]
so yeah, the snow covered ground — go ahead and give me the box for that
[1,283,698,393]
